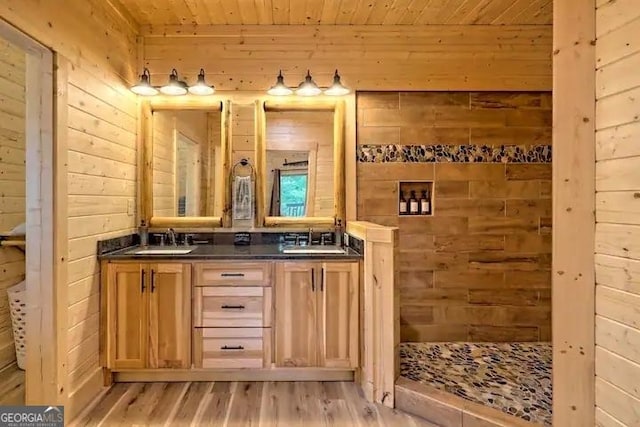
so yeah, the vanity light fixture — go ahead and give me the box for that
[295,70,322,96]
[324,70,350,96]
[188,68,215,95]
[130,68,159,96]
[267,70,293,96]
[160,69,188,96]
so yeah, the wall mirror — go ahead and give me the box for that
[256,100,345,227]
[141,100,230,228]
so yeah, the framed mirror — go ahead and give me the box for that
[141,99,230,228]
[255,99,345,227]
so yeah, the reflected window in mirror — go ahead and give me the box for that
[264,110,334,218]
[152,110,222,218]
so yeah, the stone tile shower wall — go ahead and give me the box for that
[356,92,552,343]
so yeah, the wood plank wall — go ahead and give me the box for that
[0,0,138,417]
[595,1,640,425]
[0,37,25,370]
[140,25,552,91]
[356,92,552,343]
[266,111,334,217]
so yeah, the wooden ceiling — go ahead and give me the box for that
[119,0,553,27]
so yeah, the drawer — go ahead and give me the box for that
[193,328,272,369]
[194,262,272,287]
[193,286,272,327]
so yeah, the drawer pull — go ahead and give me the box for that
[221,273,245,277]
[221,304,245,310]
[220,345,245,350]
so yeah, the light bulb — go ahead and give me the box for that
[130,69,159,96]
[324,70,350,96]
[160,69,188,96]
[188,69,215,95]
[295,70,322,96]
[267,71,293,96]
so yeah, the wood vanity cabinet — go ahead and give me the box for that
[192,262,273,369]
[275,261,359,369]
[104,262,191,370]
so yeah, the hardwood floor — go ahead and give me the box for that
[0,362,25,405]
[72,381,435,426]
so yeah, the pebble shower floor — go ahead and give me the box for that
[399,342,552,426]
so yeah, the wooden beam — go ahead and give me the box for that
[255,99,267,227]
[52,53,69,408]
[552,0,596,425]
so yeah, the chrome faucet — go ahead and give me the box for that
[166,228,177,246]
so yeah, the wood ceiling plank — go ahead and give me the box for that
[238,0,260,24]
[508,0,550,25]
[457,0,495,24]
[119,0,553,25]
[289,0,307,24]
[445,0,486,24]
[254,0,275,24]
[271,0,290,24]
[200,0,229,25]
[466,0,511,24]
[381,0,413,25]
[398,0,433,25]
[153,0,183,24]
[414,0,446,24]
[220,0,244,24]
[418,0,459,24]
[336,0,361,24]
[123,0,157,25]
[320,0,342,24]
[491,0,531,24]
[304,0,325,24]
[365,0,395,24]
[350,0,375,24]
[182,0,209,24]
[528,0,553,25]
[436,0,471,24]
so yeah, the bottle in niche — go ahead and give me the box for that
[420,189,431,215]
[399,190,408,215]
[409,190,419,215]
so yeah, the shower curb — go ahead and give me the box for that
[395,376,544,427]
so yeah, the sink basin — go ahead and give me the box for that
[282,245,346,255]
[129,247,194,255]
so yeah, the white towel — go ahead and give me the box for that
[233,175,253,220]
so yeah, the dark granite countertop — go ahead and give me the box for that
[99,243,362,261]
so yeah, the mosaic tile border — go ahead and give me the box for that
[357,144,552,163]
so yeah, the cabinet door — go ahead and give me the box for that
[107,263,148,369]
[148,263,192,368]
[275,262,318,367]
[318,262,359,368]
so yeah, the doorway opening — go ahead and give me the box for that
[0,19,58,405]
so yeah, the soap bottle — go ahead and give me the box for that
[420,189,431,215]
[139,219,149,247]
[399,190,408,215]
[409,191,419,215]
[335,219,343,247]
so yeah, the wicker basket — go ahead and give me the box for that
[8,281,26,370]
